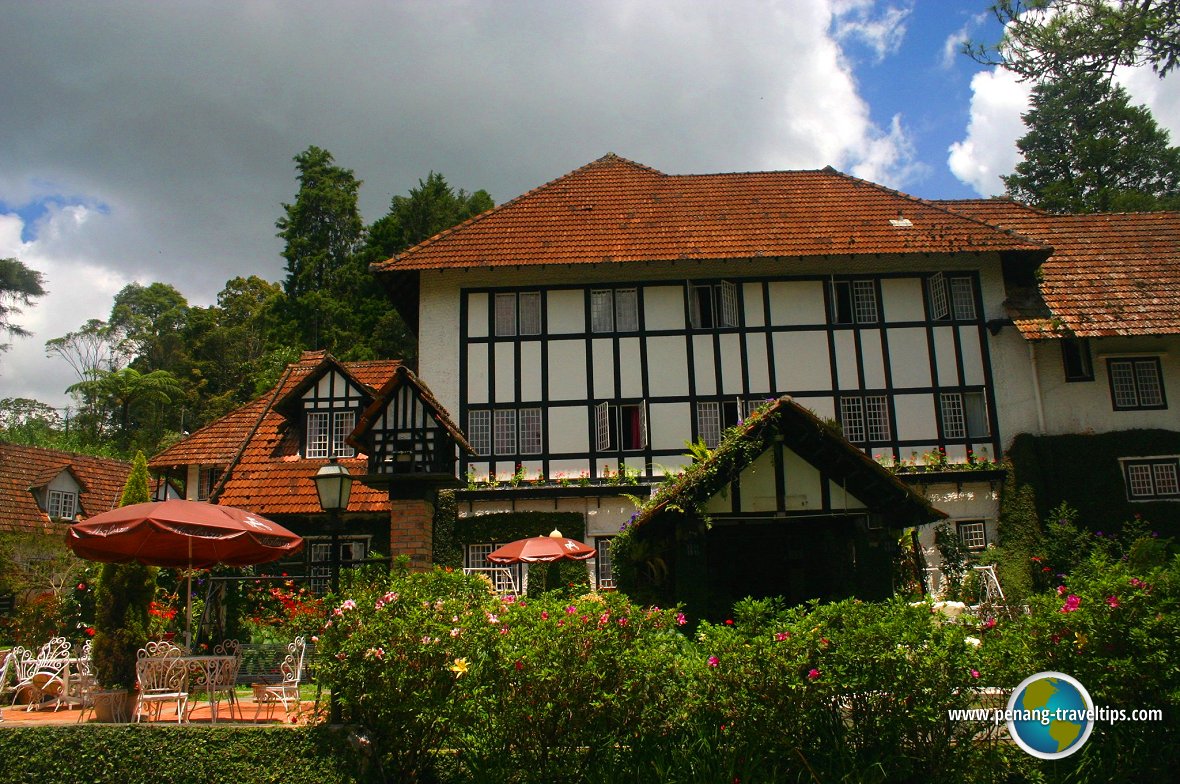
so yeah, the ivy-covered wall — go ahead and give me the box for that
[431,492,590,594]
[1007,429,1180,537]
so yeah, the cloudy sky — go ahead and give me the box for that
[1,0,1177,409]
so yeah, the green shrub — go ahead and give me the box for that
[460,591,686,783]
[313,563,500,783]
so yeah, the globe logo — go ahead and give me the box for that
[1006,671,1095,759]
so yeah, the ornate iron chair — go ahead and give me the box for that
[135,647,189,723]
[206,639,242,721]
[18,637,72,710]
[252,636,306,721]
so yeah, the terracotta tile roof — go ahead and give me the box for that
[373,154,1047,273]
[150,351,402,517]
[0,443,130,534]
[940,199,1180,338]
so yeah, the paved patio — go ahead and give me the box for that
[0,699,320,726]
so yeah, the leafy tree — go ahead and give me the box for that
[67,367,186,450]
[276,145,364,299]
[1003,71,1180,212]
[109,282,191,374]
[0,397,61,438]
[971,0,1180,81]
[363,171,493,261]
[0,257,46,354]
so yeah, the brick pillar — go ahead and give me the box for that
[389,498,434,571]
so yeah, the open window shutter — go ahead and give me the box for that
[928,272,949,320]
[595,401,611,451]
[718,280,739,327]
[639,401,649,449]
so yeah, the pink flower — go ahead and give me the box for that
[982,617,996,630]
[1060,594,1081,613]
[676,612,687,626]
[775,631,790,641]
[1105,595,1120,609]
[707,655,720,668]
[970,669,980,679]
[565,605,577,614]
[807,668,821,680]
[1057,585,1068,595]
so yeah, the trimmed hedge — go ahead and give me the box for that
[0,725,360,784]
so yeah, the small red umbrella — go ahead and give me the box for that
[487,530,596,564]
[67,500,303,647]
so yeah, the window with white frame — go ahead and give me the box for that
[197,467,220,501]
[494,291,542,337]
[494,292,517,336]
[614,288,639,331]
[465,543,522,594]
[493,410,517,455]
[830,280,878,324]
[590,288,639,333]
[1108,358,1166,410]
[519,408,542,455]
[929,274,977,320]
[957,520,987,550]
[469,407,542,456]
[518,292,542,335]
[839,395,890,444]
[696,401,722,448]
[47,489,78,520]
[595,537,615,589]
[1122,458,1180,500]
[689,281,740,329]
[591,290,614,333]
[468,410,491,456]
[595,401,648,451]
[305,410,356,459]
[940,391,989,440]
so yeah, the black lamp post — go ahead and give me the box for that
[313,457,353,594]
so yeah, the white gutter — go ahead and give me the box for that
[1027,342,1046,433]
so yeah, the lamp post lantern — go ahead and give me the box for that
[313,457,353,594]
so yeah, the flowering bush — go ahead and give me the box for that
[463,591,686,782]
[314,563,500,783]
[239,577,325,643]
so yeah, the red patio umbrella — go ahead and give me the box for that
[487,530,596,564]
[67,500,303,647]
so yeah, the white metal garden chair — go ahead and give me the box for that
[252,636,305,721]
[135,648,189,723]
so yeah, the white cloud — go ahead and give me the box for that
[832,0,913,63]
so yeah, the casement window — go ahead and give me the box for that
[309,537,369,594]
[839,395,891,444]
[468,410,492,456]
[595,401,648,452]
[590,288,639,333]
[465,543,523,594]
[1122,458,1180,500]
[696,399,761,448]
[928,273,977,321]
[595,537,616,590]
[1062,339,1094,382]
[469,407,542,456]
[940,391,989,440]
[494,291,542,337]
[197,467,221,501]
[689,280,740,329]
[47,489,78,520]
[831,280,879,324]
[305,410,356,459]
[957,520,987,551]
[1108,358,1166,410]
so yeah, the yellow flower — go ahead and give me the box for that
[450,657,469,677]
[1074,632,1088,650]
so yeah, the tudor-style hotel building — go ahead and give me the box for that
[372,154,1059,591]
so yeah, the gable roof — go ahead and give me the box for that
[940,199,1180,339]
[630,396,945,530]
[373,154,1048,273]
[151,351,402,517]
[0,443,131,533]
[350,364,475,456]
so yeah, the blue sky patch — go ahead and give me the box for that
[0,195,109,243]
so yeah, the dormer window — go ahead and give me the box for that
[48,489,78,520]
[306,410,356,459]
